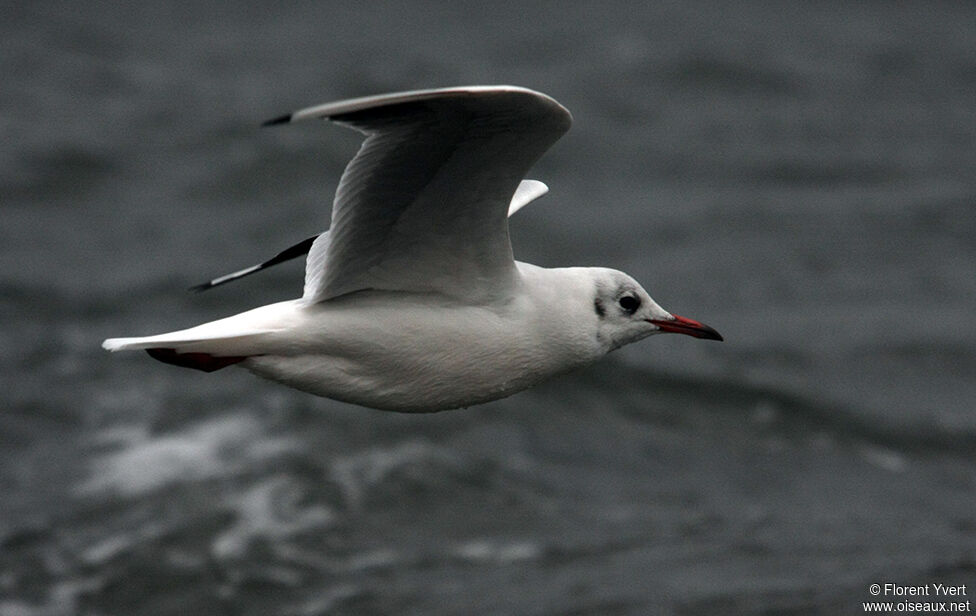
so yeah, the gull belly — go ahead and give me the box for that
[244,265,605,412]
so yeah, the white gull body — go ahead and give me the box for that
[103,86,721,412]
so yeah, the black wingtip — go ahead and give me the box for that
[189,281,213,293]
[262,114,293,127]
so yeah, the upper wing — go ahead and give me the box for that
[190,180,548,293]
[267,86,571,304]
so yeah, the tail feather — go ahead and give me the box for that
[102,324,272,372]
[101,331,266,354]
[102,299,301,371]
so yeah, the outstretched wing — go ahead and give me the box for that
[266,86,571,304]
[190,180,549,292]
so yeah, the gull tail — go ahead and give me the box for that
[103,332,262,373]
[103,302,296,372]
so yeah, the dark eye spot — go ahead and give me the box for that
[619,295,640,313]
[594,297,606,317]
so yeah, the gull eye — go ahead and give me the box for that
[618,295,640,314]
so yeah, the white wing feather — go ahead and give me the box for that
[277,86,570,304]
[507,179,548,217]
[302,178,548,300]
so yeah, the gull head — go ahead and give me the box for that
[590,269,723,352]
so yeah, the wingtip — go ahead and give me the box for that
[261,113,293,127]
[102,338,123,351]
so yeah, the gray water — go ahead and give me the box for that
[3,2,975,614]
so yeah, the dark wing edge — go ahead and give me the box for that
[190,234,321,292]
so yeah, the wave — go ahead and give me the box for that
[565,360,976,457]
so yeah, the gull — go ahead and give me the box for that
[103,86,722,412]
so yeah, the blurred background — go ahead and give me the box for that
[3,1,975,614]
